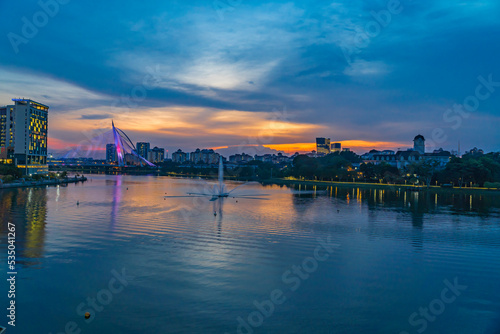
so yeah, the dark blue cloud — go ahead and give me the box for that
[80,114,112,120]
[0,0,499,152]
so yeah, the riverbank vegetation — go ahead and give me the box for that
[0,165,69,183]
[160,150,500,189]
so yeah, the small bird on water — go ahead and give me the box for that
[77,201,79,206]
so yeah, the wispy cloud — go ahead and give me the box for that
[80,114,112,120]
[0,0,498,153]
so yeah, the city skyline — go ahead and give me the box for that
[1,1,499,155]
[0,97,488,166]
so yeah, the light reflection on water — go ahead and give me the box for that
[1,174,500,334]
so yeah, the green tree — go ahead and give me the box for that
[409,160,440,187]
[373,163,399,183]
[360,163,375,181]
[0,164,22,179]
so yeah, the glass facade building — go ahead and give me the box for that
[0,99,49,174]
[316,137,331,155]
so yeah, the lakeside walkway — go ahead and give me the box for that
[265,178,500,195]
[0,176,87,189]
[160,173,500,195]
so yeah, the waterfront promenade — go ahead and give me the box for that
[0,176,87,189]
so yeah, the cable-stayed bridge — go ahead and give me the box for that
[57,121,156,167]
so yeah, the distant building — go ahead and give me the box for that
[367,136,451,169]
[360,149,380,161]
[0,105,14,165]
[190,148,220,164]
[342,148,350,152]
[306,150,317,158]
[0,105,14,149]
[136,142,150,160]
[172,149,188,163]
[331,142,341,153]
[0,99,49,175]
[229,153,254,163]
[149,146,165,164]
[316,138,331,155]
[254,153,290,164]
[48,157,106,166]
[413,135,425,154]
[106,143,117,163]
[465,147,484,155]
[124,153,139,166]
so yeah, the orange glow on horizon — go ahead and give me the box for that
[47,137,70,150]
[47,107,410,155]
[265,140,411,154]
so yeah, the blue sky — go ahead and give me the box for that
[0,0,499,155]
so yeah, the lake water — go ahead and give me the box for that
[1,174,500,334]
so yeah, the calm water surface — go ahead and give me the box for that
[1,175,500,334]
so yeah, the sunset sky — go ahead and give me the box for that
[1,0,499,156]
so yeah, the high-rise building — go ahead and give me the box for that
[413,135,425,154]
[0,99,49,174]
[229,153,254,163]
[106,143,117,163]
[136,142,150,160]
[190,148,220,164]
[0,105,14,147]
[149,147,165,164]
[172,149,188,163]
[331,142,341,153]
[0,105,14,164]
[316,137,331,155]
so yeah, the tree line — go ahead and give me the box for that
[287,151,500,188]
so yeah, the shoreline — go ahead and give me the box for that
[160,173,500,195]
[262,178,500,195]
[34,171,500,196]
[0,176,87,190]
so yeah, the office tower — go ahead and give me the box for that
[106,143,117,163]
[316,137,331,155]
[0,99,49,174]
[331,142,341,153]
[172,149,188,163]
[149,147,165,164]
[0,105,14,164]
[136,142,150,160]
